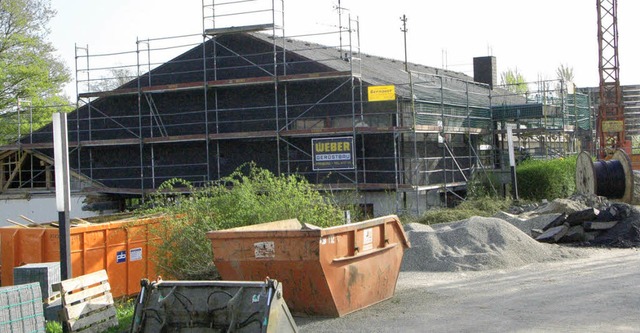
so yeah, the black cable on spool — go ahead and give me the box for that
[593,159,626,198]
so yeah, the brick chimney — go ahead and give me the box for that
[473,56,497,89]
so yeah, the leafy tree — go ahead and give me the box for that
[500,68,528,94]
[0,0,72,143]
[556,64,574,83]
[90,67,135,92]
[555,64,575,94]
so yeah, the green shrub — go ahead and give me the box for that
[139,163,344,280]
[466,170,501,199]
[516,155,577,201]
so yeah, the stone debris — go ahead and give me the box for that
[402,193,639,273]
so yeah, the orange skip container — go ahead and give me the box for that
[207,215,410,317]
[0,215,161,298]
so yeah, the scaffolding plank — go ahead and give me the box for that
[78,71,353,98]
[204,23,277,35]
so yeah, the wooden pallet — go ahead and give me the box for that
[53,270,118,333]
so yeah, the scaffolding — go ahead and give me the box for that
[492,79,593,163]
[0,0,595,216]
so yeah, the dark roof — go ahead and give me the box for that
[252,33,488,105]
[109,32,519,108]
[248,33,521,108]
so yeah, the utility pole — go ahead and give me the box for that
[400,14,408,72]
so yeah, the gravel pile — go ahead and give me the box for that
[401,216,584,272]
[401,193,640,273]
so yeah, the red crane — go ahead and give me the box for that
[596,0,628,158]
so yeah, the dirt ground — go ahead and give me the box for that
[295,247,640,332]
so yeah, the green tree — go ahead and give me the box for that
[500,68,528,94]
[556,64,574,83]
[0,0,72,143]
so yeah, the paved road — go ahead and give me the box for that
[296,248,640,332]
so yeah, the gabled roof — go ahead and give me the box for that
[248,32,496,107]
[102,32,516,108]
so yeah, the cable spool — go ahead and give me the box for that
[575,149,634,203]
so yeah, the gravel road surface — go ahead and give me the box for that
[296,248,640,332]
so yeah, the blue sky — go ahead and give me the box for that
[49,0,640,97]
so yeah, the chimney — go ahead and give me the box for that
[473,56,497,89]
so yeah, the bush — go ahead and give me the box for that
[516,155,577,201]
[466,171,501,199]
[139,163,344,280]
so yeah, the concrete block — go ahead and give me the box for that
[541,213,567,231]
[562,225,586,243]
[536,224,569,243]
[583,221,619,231]
[44,297,61,322]
[0,283,45,332]
[565,208,600,226]
[527,213,563,231]
[14,262,60,302]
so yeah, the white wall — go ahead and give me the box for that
[355,190,446,218]
[0,194,103,227]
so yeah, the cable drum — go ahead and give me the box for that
[575,149,634,203]
[593,159,626,198]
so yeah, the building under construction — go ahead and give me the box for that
[0,1,596,219]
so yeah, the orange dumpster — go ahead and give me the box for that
[206,214,410,317]
[0,214,162,297]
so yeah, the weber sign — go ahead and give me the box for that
[312,137,355,171]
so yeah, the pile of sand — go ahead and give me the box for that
[401,216,586,272]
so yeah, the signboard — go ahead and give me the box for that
[116,250,126,263]
[130,248,143,262]
[601,120,624,132]
[254,241,275,259]
[367,85,396,102]
[312,136,355,171]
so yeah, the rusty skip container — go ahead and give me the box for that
[206,215,410,317]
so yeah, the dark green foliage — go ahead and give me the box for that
[139,164,344,280]
[516,155,577,201]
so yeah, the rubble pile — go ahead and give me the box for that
[402,193,639,273]
[498,194,640,248]
[401,217,586,272]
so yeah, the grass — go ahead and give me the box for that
[417,196,512,225]
[45,298,135,333]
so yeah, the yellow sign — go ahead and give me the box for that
[367,85,396,102]
[601,120,624,133]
